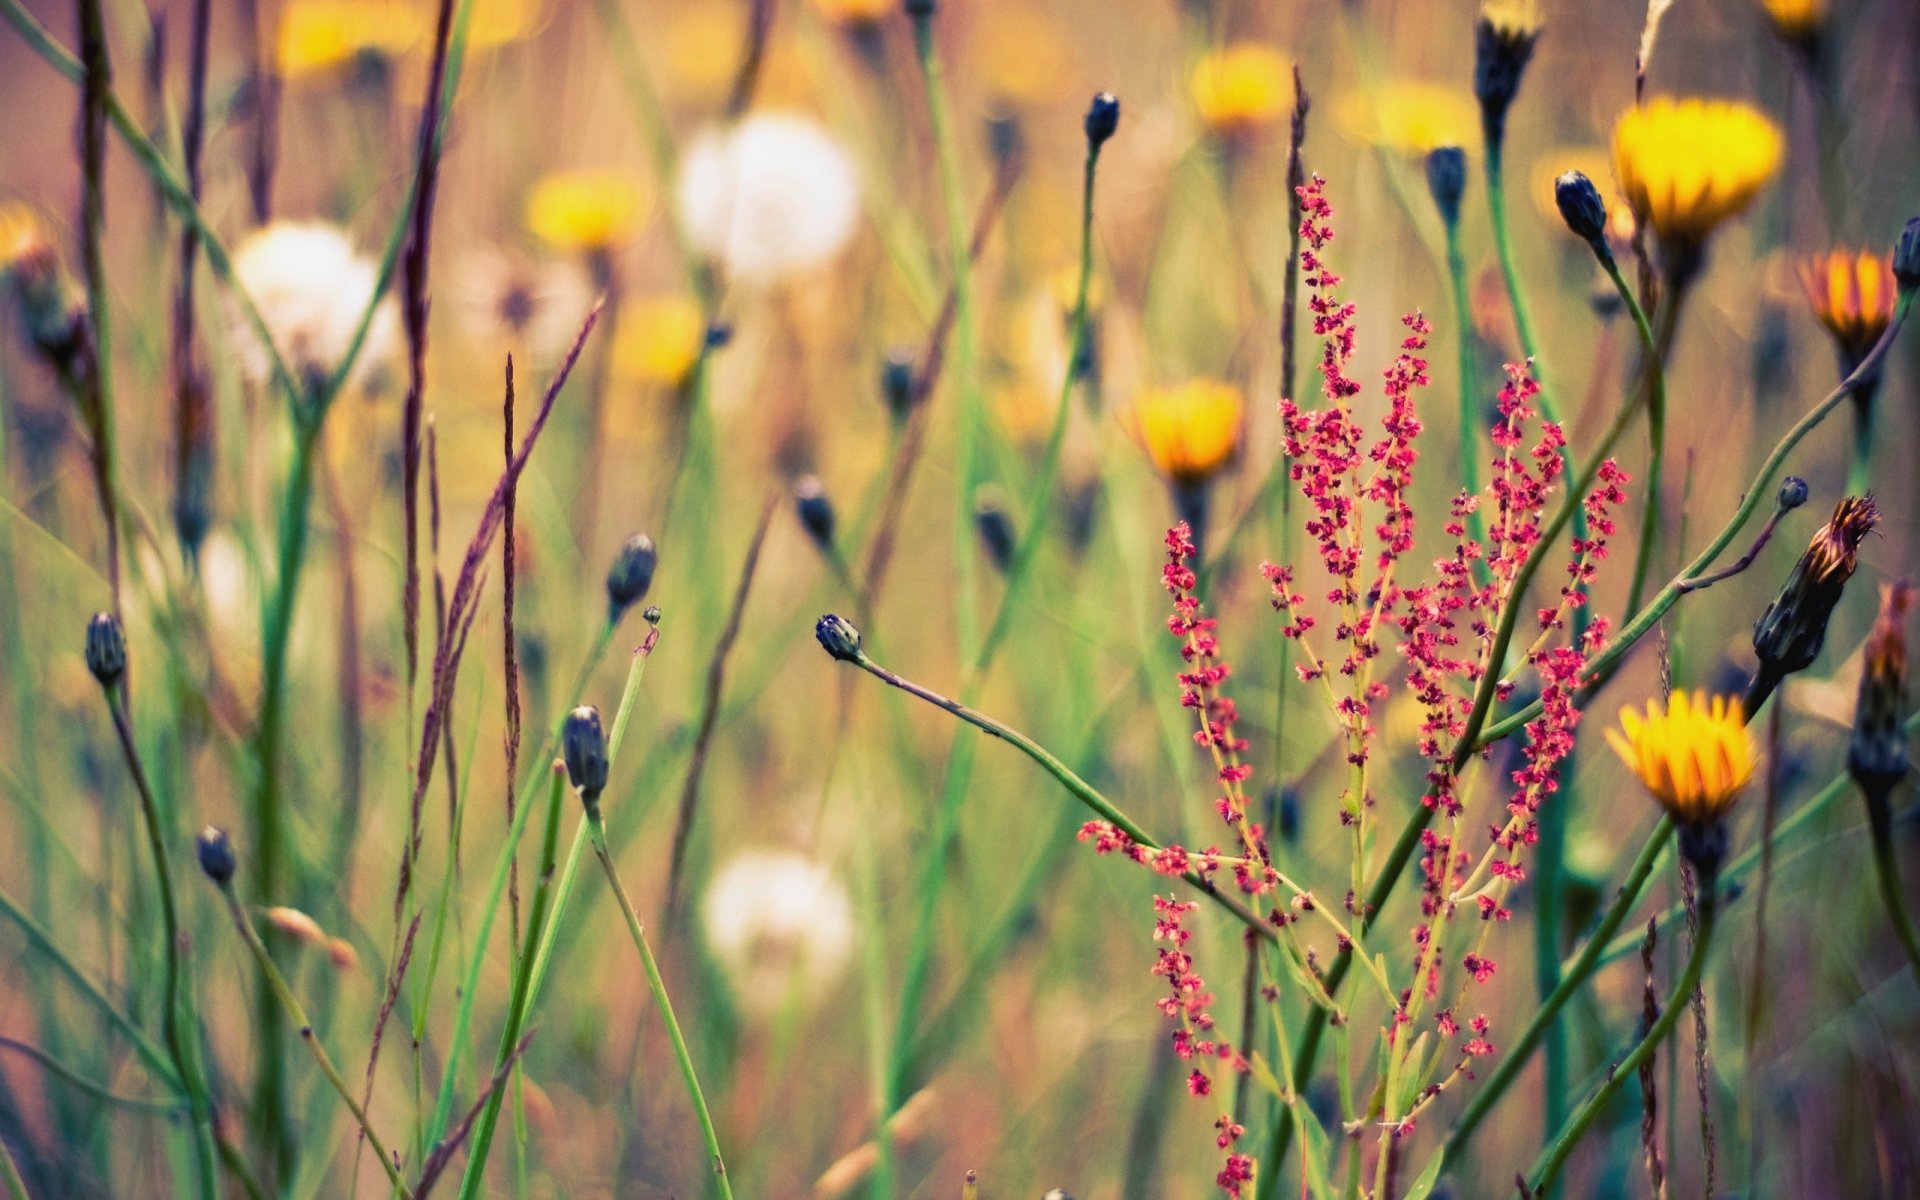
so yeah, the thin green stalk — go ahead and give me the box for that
[217,887,415,1199]
[1846,392,1875,497]
[1441,213,1491,567]
[453,768,567,1199]
[0,1134,26,1200]
[585,811,735,1200]
[1619,276,1681,620]
[104,690,217,1200]
[833,645,1275,941]
[1526,894,1719,1196]
[1868,823,1920,979]
[76,0,125,618]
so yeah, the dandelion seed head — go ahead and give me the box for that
[677,113,861,286]
[701,849,855,1019]
[229,220,399,395]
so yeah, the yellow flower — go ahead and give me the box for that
[1611,96,1783,246]
[1190,44,1291,137]
[1127,379,1243,484]
[809,0,893,26]
[1479,0,1543,41]
[276,0,422,78]
[1799,249,1896,363]
[1759,0,1823,44]
[612,296,705,389]
[0,202,50,274]
[460,0,545,49]
[525,170,649,255]
[1605,691,1756,826]
[1335,82,1479,155]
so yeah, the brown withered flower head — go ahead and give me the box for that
[1748,494,1880,713]
[1849,580,1913,812]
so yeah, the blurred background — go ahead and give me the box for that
[2,0,1919,1196]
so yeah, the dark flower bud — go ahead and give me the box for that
[1849,581,1912,812]
[1425,146,1467,227]
[973,493,1016,574]
[1553,171,1609,251]
[1894,217,1920,293]
[1084,92,1121,149]
[904,0,935,18]
[1277,785,1302,844]
[606,533,658,620]
[85,610,126,686]
[704,321,733,350]
[1473,1,1542,148]
[197,825,236,887]
[1676,819,1729,886]
[1777,475,1809,512]
[795,476,836,549]
[1748,494,1880,713]
[815,613,863,663]
[882,350,916,424]
[642,604,662,626]
[563,705,609,806]
[989,112,1024,166]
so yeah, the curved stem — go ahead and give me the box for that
[1620,272,1681,619]
[586,813,735,1200]
[219,888,415,1199]
[1526,895,1718,1196]
[1869,816,1920,979]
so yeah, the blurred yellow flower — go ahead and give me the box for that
[1127,379,1243,484]
[1759,0,1823,44]
[1190,44,1290,137]
[525,170,649,255]
[809,0,893,26]
[1605,691,1756,826]
[1799,249,1895,362]
[613,296,705,389]
[0,202,50,273]
[1479,0,1543,40]
[460,0,545,49]
[973,9,1072,106]
[1611,97,1783,246]
[1336,82,1478,154]
[276,0,422,78]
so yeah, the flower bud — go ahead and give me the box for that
[973,493,1016,575]
[795,476,836,549]
[1676,819,1730,885]
[1473,1,1542,148]
[881,350,916,424]
[1425,146,1467,227]
[904,0,935,18]
[197,825,236,887]
[1749,494,1879,712]
[85,610,126,686]
[1893,216,1920,293]
[606,533,658,620]
[1083,92,1121,149]
[642,604,663,626]
[1849,581,1912,811]
[815,613,863,663]
[563,705,609,806]
[1553,171,1609,249]
[1777,475,1809,512]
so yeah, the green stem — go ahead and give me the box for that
[1526,895,1719,1195]
[105,692,217,1200]
[585,813,735,1200]
[1869,816,1920,979]
[1620,272,1681,620]
[219,888,415,1199]
[1441,213,1491,570]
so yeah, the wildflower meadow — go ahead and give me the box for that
[3,0,1920,1196]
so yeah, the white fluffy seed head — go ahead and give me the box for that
[676,112,861,286]
[700,848,855,1019]
[229,220,399,394]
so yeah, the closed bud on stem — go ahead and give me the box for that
[1749,494,1879,712]
[1426,146,1467,228]
[1893,216,1920,293]
[85,610,125,686]
[1777,476,1810,511]
[1553,170,1610,252]
[1473,0,1542,149]
[197,825,236,887]
[642,604,663,626]
[1849,581,1913,815]
[1084,92,1121,149]
[882,350,916,425]
[973,492,1016,575]
[563,706,609,808]
[606,533,658,621]
[815,613,863,662]
[795,476,836,549]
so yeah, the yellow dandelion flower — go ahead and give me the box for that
[809,0,893,26]
[526,170,649,255]
[1190,44,1291,137]
[0,202,53,276]
[276,0,422,78]
[1759,0,1823,44]
[1335,81,1479,155]
[1127,379,1244,484]
[1611,96,1783,246]
[612,296,705,389]
[1799,249,1896,363]
[1605,691,1756,827]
